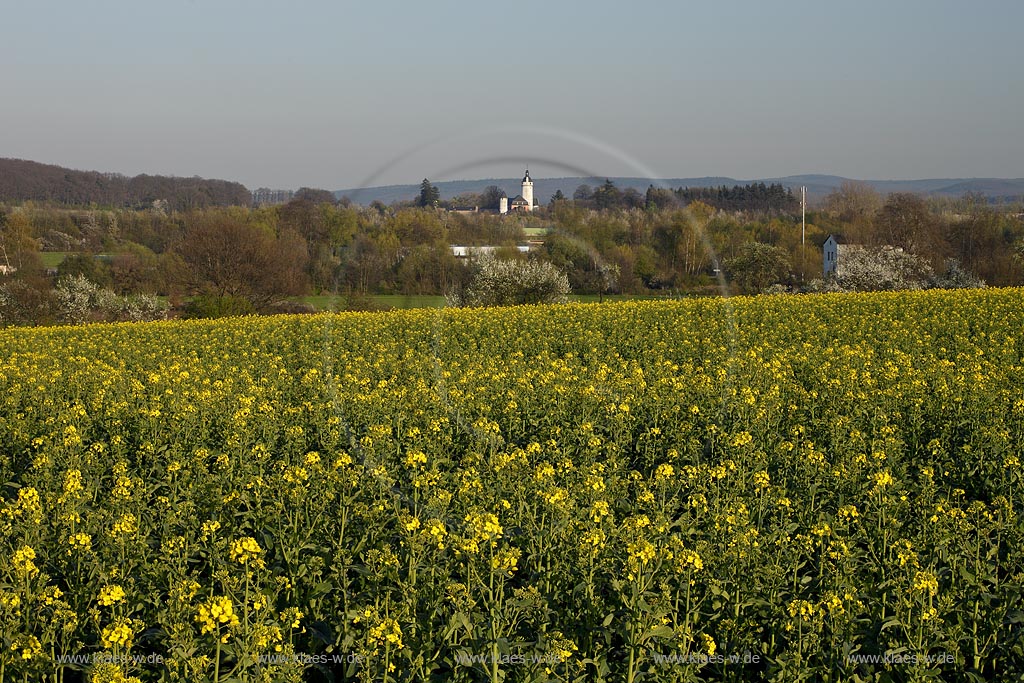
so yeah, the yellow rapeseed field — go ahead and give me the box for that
[1,289,1023,682]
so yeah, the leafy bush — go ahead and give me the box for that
[183,294,257,319]
[57,253,112,287]
[55,273,98,324]
[818,251,985,294]
[55,274,168,323]
[447,256,570,307]
[931,258,986,289]
[115,293,169,322]
[816,246,934,293]
[0,279,56,326]
[724,243,791,294]
[341,292,388,312]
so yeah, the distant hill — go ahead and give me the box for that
[0,158,252,210]
[337,175,1024,206]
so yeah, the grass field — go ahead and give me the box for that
[39,252,72,269]
[1,290,1023,682]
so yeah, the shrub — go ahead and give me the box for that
[447,256,570,307]
[931,258,986,290]
[55,274,168,323]
[724,243,791,294]
[825,246,934,292]
[183,294,257,319]
[55,274,99,324]
[0,279,56,326]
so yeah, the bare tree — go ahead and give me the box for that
[823,181,882,222]
[873,193,947,263]
[177,217,309,309]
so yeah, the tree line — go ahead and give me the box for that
[665,182,798,213]
[1,178,1023,323]
[0,158,252,211]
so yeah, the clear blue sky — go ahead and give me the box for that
[3,0,1022,190]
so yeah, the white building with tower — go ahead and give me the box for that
[498,170,537,214]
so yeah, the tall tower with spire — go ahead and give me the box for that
[521,169,534,212]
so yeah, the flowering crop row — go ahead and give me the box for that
[1,289,1023,682]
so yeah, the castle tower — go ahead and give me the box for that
[521,169,534,212]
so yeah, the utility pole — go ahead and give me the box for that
[801,186,807,284]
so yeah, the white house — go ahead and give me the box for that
[498,170,536,214]
[823,234,867,276]
[823,234,840,276]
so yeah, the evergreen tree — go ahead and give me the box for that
[418,179,440,207]
[594,179,622,210]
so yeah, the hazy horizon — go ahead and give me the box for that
[3,1,1022,190]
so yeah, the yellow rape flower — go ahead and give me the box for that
[98,584,126,606]
[109,513,138,538]
[368,617,403,650]
[68,532,93,553]
[229,536,264,566]
[490,547,521,575]
[13,545,39,578]
[12,634,42,661]
[912,570,939,596]
[102,618,140,649]
[196,596,240,639]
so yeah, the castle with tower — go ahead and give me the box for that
[498,169,536,214]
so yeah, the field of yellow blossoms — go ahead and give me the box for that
[2,289,1023,683]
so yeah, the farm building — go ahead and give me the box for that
[823,234,868,277]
